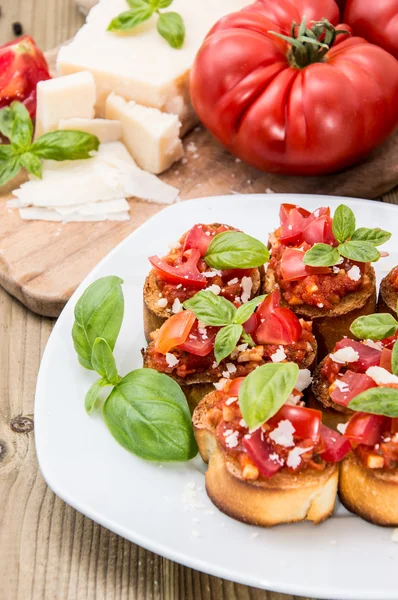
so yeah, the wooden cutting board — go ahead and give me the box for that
[0,45,397,317]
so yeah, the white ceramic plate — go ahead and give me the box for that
[35,194,398,600]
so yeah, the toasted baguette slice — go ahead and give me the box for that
[263,266,376,358]
[144,267,262,342]
[339,453,398,526]
[377,272,398,316]
[142,335,317,409]
[311,358,353,415]
[192,392,339,527]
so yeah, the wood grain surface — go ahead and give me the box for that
[1,20,398,317]
[0,2,398,599]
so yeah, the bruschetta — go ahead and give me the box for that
[143,291,317,408]
[144,223,266,341]
[378,267,398,316]
[263,204,390,357]
[192,365,351,526]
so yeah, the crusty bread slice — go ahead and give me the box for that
[339,453,398,526]
[143,267,262,342]
[192,392,339,527]
[311,358,353,415]
[263,266,376,358]
[377,272,398,316]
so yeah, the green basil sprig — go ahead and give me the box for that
[205,231,270,270]
[184,291,266,364]
[304,204,391,267]
[108,0,185,49]
[348,387,398,418]
[0,102,99,187]
[239,363,299,431]
[350,311,398,341]
[72,276,197,461]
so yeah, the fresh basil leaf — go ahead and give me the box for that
[103,369,197,461]
[127,0,151,7]
[0,107,14,139]
[156,0,174,7]
[338,240,380,263]
[72,276,124,370]
[234,294,267,325]
[0,145,17,161]
[10,103,33,151]
[239,363,299,431]
[107,6,153,31]
[214,324,242,365]
[91,337,119,385]
[85,378,110,415]
[183,291,236,326]
[31,131,100,161]
[351,227,391,247]
[303,243,340,267]
[20,152,42,179]
[205,231,269,270]
[348,387,398,417]
[350,313,398,341]
[241,330,256,348]
[332,204,356,243]
[157,12,185,49]
[0,156,22,187]
[392,342,398,377]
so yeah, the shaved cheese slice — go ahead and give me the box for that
[18,207,130,222]
[58,118,122,142]
[54,198,129,216]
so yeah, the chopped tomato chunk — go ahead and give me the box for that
[330,370,377,407]
[178,323,217,356]
[256,290,280,320]
[255,307,302,345]
[344,413,388,446]
[183,224,213,256]
[243,430,283,478]
[268,405,322,443]
[302,215,336,246]
[281,248,330,282]
[334,338,382,371]
[379,347,392,372]
[320,425,351,462]
[154,311,196,354]
[227,377,245,397]
[149,249,207,288]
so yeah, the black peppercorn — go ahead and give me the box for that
[12,22,24,36]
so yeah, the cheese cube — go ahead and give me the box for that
[35,71,96,139]
[105,94,183,174]
[58,118,121,143]
[57,0,250,131]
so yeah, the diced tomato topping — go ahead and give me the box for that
[255,307,302,345]
[178,323,217,356]
[154,311,196,354]
[243,429,283,478]
[268,405,322,443]
[242,312,258,335]
[391,418,398,434]
[319,425,352,462]
[149,249,207,288]
[279,208,308,245]
[302,215,336,246]
[379,347,392,372]
[334,338,382,371]
[256,290,280,320]
[227,377,245,397]
[182,224,213,256]
[306,207,330,223]
[280,248,330,282]
[330,370,377,407]
[279,203,311,225]
[344,413,388,446]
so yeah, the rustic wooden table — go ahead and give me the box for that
[1,2,397,599]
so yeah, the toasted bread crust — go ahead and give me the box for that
[193,392,339,527]
[378,273,398,316]
[263,266,376,357]
[143,268,262,342]
[311,358,353,415]
[339,453,398,526]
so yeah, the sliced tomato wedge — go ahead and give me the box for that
[178,323,217,356]
[149,249,207,288]
[243,429,283,478]
[334,338,382,371]
[280,203,310,224]
[379,347,392,372]
[256,290,280,320]
[344,413,388,446]
[227,377,246,397]
[302,215,336,246]
[280,248,330,282]
[243,312,258,335]
[183,224,213,256]
[154,311,196,354]
[330,370,377,407]
[279,208,308,245]
[306,207,330,223]
[268,405,322,443]
[255,307,302,345]
[319,424,352,462]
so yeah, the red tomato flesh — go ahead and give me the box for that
[255,307,302,345]
[330,370,377,407]
[344,413,388,446]
[268,405,322,443]
[302,215,336,246]
[320,424,352,462]
[243,429,283,478]
[154,311,196,354]
[334,338,382,371]
[256,290,280,320]
[183,224,213,256]
[379,347,392,373]
[227,377,245,397]
[149,249,207,288]
[178,323,217,356]
[281,248,330,282]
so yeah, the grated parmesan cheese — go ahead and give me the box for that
[240,276,253,303]
[172,298,183,314]
[269,420,295,447]
[366,366,398,386]
[270,346,287,363]
[206,284,221,296]
[165,353,179,367]
[157,298,168,308]
[286,446,312,469]
[347,265,361,282]
[330,347,360,364]
[295,369,313,392]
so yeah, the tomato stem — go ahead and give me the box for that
[269,18,350,68]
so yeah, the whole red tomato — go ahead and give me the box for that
[344,0,398,59]
[190,0,398,175]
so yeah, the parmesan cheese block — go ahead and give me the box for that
[105,94,183,174]
[57,0,250,131]
[35,72,96,139]
[58,118,122,142]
